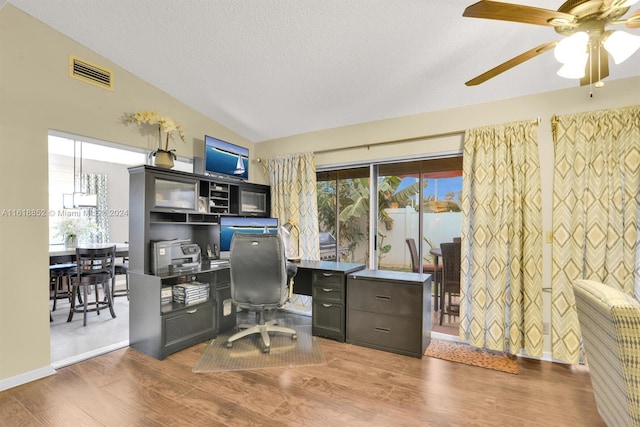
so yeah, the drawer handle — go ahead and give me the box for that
[322,303,333,308]
[322,288,333,292]
[322,273,333,277]
[375,295,391,301]
[186,309,198,314]
[374,327,391,334]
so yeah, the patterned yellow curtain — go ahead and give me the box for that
[551,105,640,364]
[266,152,320,260]
[459,119,543,357]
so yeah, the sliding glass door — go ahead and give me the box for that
[317,156,462,271]
[317,167,370,265]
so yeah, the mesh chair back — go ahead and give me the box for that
[440,242,461,291]
[229,233,288,309]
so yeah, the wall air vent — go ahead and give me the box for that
[68,55,114,91]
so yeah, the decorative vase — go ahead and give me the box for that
[153,150,174,169]
[65,234,78,248]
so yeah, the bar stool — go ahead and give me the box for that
[112,257,129,299]
[49,256,76,311]
[68,246,117,326]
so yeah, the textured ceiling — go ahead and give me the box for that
[5,0,640,142]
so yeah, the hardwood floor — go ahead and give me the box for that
[1,335,604,426]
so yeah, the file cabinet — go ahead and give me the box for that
[295,260,365,342]
[346,269,431,358]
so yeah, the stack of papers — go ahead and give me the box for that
[173,281,210,305]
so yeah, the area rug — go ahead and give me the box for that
[193,325,325,372]
[425,339,519,374]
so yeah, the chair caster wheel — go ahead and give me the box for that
[292,334,298,340]
[263,347,270,353]
[226,341,233,348]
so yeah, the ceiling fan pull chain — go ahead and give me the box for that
[588,38,599,98]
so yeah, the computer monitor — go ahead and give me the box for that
[219,216,279,253]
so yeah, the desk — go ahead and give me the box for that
[430,247,443,312]
[294,259,366,342]
[49,243,129,264]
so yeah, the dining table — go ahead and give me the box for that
[49,242,129,264]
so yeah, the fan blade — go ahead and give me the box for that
[466,41,558,86]
[463,1,576,27]
[625,10,640,28]
[580,44,610,86]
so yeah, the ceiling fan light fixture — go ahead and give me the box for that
[557,52,588,79]
[554,31,589,64]
[603,30,640,64]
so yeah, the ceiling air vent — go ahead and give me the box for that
[68,55,114,91]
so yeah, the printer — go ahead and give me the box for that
[151,239,201,275]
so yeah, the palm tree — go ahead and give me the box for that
[317,175,429,263]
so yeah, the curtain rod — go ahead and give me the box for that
[312,117,542,156]
[256,117,543,161]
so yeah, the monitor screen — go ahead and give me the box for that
[204,135,249,180]
[219,216,279,252]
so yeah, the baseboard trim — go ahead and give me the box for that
[51,339,129,369]
[0,365,56,392]
[431,331,462,342]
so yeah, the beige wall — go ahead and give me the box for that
[0,4,252,384]
[1,2,639,385]
[256,75,640,358]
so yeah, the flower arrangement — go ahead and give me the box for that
[130,110,186,159]
[55,216,97,246]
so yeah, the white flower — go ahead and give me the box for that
[130,110,186,152]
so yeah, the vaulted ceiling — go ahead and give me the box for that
[5,0,640,142]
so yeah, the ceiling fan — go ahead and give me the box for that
[463,0,640,86]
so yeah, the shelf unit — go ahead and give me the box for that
[127,165,270,359]
[209,182,230,215]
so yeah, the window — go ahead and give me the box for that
[317,156,462,270]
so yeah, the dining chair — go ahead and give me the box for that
[49,255,76,311]
[112,256,129,299]
[406,238,442,310]
[67,246,117,326]
[439,241,461,326]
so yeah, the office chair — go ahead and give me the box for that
[227,232,297,353]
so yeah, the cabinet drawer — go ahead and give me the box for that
[347,309,421,355]
[312,284,344,304]
[347,279,422,318]
[163,303,215,352]
[217,268,230,285]
[312,300,344,342]
[312,270,344,288]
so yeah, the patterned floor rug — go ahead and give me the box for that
[193,324,325,373]
[425,339,519,374]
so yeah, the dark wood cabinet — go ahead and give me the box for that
[129,268,230,360]
[295,260,365,342]
[346,269,431,358]
[127,165,269,360]
[128,165,270,275]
